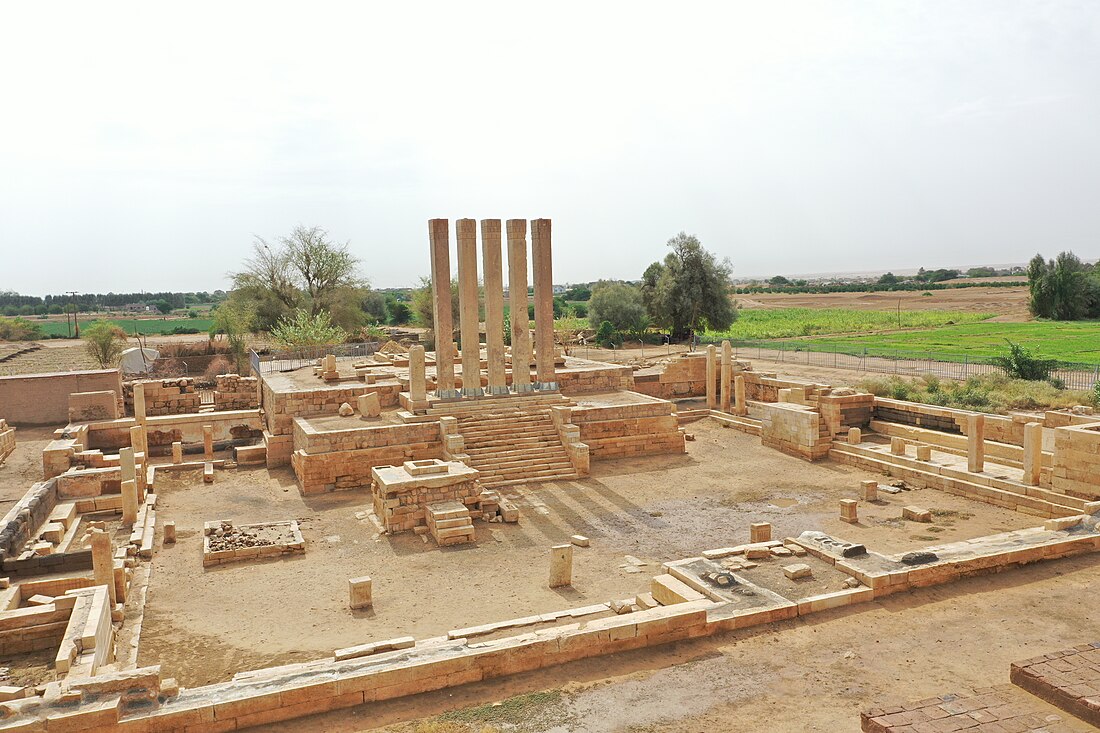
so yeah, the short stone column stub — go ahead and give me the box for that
[171,441,183,464]
[120,447,135,483]
[429,218,459,398]
[967,413,985,473]
[734,374,747,416]
[456,218,484,397]
[203,424,214,459]
[506,219,534,393]
[1023,421,1042,486]
[480,219,508,395]
[133,383,147,424]
[409,344,427,404]
[90,528,117,606]
[530,219,557,390]
[121,479,139,526]
[350,576,373,610]
[549,543,573,588]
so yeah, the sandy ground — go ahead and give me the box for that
[136,421,1038,692]
[736,286,1031,321]
[0,426,56,506]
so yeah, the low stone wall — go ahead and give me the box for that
[291,420,443,493]
[68,391,120,423]
[0,479,58,561]
[570,399,685,459]
[1051,421,1100,500]
[125,378,201,416]
[143,410,263,452]
[0,369,123,426]
[262,379,403,436]
[557,361,635,394]
[212,374,259,411]
[0,419,14,464]
[758,401,831,461]
[817,392,874,436]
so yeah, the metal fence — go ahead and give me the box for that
[250,342,380,374]
[696,339,1100,391]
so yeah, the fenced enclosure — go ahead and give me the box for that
[697,339,1100,391]
[250,342,380,374]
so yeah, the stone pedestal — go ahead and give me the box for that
[429,219,459,398]
[456,219,484,397]
[705,345,716,410]
[481,219,508,395]
[859,480,878,501]
[530,219,557,390]
[164,521,176,544]
[750,522,771,543]
[967,413,985,473]
[1023,421,1042,486]
[171,442,182,464]
[848,427,861,445]
[839,499,858,523]
[507,219,533,393]
[203,424,214,459]
[734,375,747,416]
[549,544,573,588]
[349,576,373,610]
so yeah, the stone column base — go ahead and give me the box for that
[436,389,462,400]
[513,383,537,394]
[461,387,485,397]
[486,385,510,396]
[535,382,560,392]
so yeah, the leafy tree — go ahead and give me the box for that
[212,300,254,373]
[877,272,900,286]
[768,275,792,286]
[410,277,460,334]
[270,309,348,347]
[641,232,737,339]
[595,320,621,347]
[153,299,173,314]
[1027,251,1099,320]
[82,320,128,368]
[587,282,646,331]
[966,267,996,278]
[387,300,412,325]
[562,285,592,301]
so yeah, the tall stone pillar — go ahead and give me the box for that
[129,425,145,457]
[409,344,427,404]
[120,447,135,484]
[507,220,533,393]
[429,219,459,398]
[90,529,117,606]
[480,219,508,395]
[720,341,732,412]
[705,345,716,409]
[967,413,985,473]
[456,219,483,397]
[121,480,139,525]
[1023,421,1042,486]
[530,219,557,389]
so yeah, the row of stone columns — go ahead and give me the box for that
[426,218,556,400]
[706,341,746,415]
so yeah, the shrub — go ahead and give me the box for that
[82,320,128,368]
[0,316,43,341]
[595,320,621,347]
[990,340,1058,381]
[857,372,1092,414]
[270,309,347,346]
[1093,381,1100,407]
[204,356,233,380]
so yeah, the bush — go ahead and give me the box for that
[270,309,348,346]
[990,340,1058,381]
[82,320,128,368]
[588,282,645,331]
[858,372,1092,414]
[0,316,44,341]
[204,356,233,380]
[1093,381,1100,407]
[595,320,621,347]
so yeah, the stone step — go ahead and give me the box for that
[471,461,575,477]
[463,430,560,445]
[481,471,580,488]
[465,443,563,457]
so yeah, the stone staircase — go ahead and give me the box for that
[426,501,476,546]
[428,394,579,489]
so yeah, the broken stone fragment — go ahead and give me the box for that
[338,402,354,417]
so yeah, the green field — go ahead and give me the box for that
[781,321,1100,364]
[703,308,994,340]
[40,318,214,337]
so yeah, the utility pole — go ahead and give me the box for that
[68,292,79,338]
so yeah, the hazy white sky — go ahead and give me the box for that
[2,1,1098,295]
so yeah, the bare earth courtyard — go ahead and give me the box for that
[1,219,1099,732]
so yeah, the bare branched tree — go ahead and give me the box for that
[231,226,361,316]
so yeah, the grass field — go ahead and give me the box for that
[39,318,214,337]
[702,308,993,340]
[782,321,1100,364]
